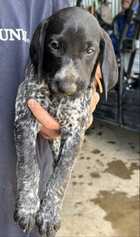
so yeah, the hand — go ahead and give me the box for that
[95,64,103,94]
[90,64,102,113]
[87,64,102,128]
[90,91,100,113]
[27,99,60,139]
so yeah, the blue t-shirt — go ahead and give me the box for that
[110,3,139,56]
[0,1,70,236]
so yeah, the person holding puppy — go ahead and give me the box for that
[0,1,101,237]
[0,1,70,237]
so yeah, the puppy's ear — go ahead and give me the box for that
[30,20,48,78]
[99,29,118,99]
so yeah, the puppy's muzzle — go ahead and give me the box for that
[51,63,80,96]
[53,78,78,95]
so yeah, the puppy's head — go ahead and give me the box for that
[30,7,118,97]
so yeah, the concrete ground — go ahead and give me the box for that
[57,120,140,237]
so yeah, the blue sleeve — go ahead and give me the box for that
[110,16,120,57]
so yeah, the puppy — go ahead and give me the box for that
[14,7,118,237]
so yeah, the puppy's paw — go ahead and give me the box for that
[14,207,37,232]
[36,206,61,237]
[14,195,40,232]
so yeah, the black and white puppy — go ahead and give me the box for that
[14,7,118,237]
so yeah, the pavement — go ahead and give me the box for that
[57,120,140,237]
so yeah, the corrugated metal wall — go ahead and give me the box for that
[70,0,121,17]
[70,0,99,7]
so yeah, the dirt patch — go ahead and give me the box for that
[80,156,85,160]
[90,172,100,178]
[107,141,116,144]
[91,149,101,154]
[88,182,93,186]
[93,191,139,237]
[97,131,103,136]
[72,182,77,186]
[78,174,83,179]
[75,202,83,206]
[86,156,91,160]
[104,160,139,179]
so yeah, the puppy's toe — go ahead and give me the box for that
[36,211,61,237]
[40,223,56,237]
[14,209,36,232]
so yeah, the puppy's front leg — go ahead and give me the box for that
[36,129,81,236]
[14,117,40,232]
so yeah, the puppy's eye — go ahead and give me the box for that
[50,40,60,50]
[86,47,95,54]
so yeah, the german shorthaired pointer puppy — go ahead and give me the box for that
[14,7,118,237]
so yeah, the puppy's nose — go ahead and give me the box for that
[57,81,77,95]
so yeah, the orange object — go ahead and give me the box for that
[27,99,60,130]
[40,126,60,139]
[95,64,103,94]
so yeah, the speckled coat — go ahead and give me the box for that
[14,63,95,236]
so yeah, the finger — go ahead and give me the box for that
[95,65,103,94]
[27,99,60,130]
[90,92,100,112]
[40,127,60,140]
[96,64,102,79]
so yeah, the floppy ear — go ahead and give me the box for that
[30,19,48,78]
[99,28,118,99]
